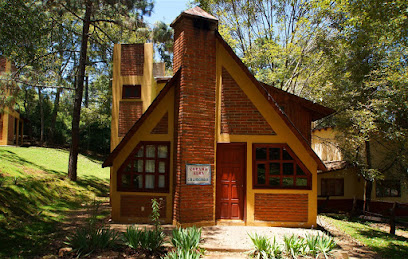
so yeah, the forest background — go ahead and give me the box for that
[0,0,407,202]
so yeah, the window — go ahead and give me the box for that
[321,178,344,196]
[253,144,311,189]
[122,85,141,99]
[376,180,401,197]
[117,142,170,192]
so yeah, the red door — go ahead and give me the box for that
[216,143,246,220]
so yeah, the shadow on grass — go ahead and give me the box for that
[77,176,110,197]
[0,149,110,258]
[355,227,408,258]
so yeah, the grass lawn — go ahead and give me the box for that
[0,146,110,258]
[321,214,408,258]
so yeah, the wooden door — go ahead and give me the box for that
[216,143,246,220]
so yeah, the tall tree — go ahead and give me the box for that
[195,0,331,96]
[313,0,408,210]
[45,0,154,181]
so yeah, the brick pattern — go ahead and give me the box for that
[151,112,168,134]
[8,115,14,142]
[121,44,144,76]
[0,57,6,73]
[118,101,143,137]
[120,195,166,218]
[221,68,275,135]
[254,194,308,222]
[172,17,217,223]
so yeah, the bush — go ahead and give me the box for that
[123,226,165,254]
[163,249,202,259]
[315,234,337,258]
[65,200,119,257]
[66,226,119,257]
[171,226,202,252]
[248,233,282,259]
[283,235,306,258]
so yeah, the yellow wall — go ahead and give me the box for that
[110,43,155,152]
[215,39,319,227]
[110,87,175,223]
[317,168,364,200]
[0,59,22,146]
[311,128,342,162]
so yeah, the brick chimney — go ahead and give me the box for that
[170,7,218,224]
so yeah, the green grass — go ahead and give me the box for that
[321,214,408,258]
[0,146,110,258]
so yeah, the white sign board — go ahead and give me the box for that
[186,164,211,185]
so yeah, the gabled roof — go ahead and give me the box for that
[102,69,181,167]
[216,32,327,171]
[171,6,218,27]
[261,83,335,121]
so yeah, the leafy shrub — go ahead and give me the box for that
[66,226,119,257]
[305,234,319,257]
[283,235,306,258]
[163,249,202,259]
[248,233,282,259]
[123,226,165,254]
[315,234,337,258]
[65,200,119,257]
[171,226,202,252]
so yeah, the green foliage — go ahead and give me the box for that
[150,198,162,231]
[315,234,337,259]
[305,233,337,258]
[171,226,202,252]
[248,233,282,259]
[0,146,109,257]
[123,199,165,254]
[283,235,306,258]
[66,224,119,257]
[322,214,408,259]
[123,226,165,254]
[163,249,202,259]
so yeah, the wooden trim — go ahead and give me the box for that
[252,143,312,190]
[117,141,170,193]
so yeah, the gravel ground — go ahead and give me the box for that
[201,225,323,251]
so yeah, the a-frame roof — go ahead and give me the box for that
[215,31,327,171]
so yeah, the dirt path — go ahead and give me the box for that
[317,216,382,259]
[42,203,383,259]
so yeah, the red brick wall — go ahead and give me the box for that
[172,17,217,223]
[221,68,275,135]
[8,115,14,142]
[255,194,308,222]
[118,101,143,137]
[120,195,166,218]
[151,112,168,134]
[121,44,144,76]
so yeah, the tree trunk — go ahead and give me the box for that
[49,87,62,145]
[38,87,44,146]
[364,140,373,212]
[84,75,89,108]
[68,0,92,181]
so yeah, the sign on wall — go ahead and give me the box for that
[186,164,211,185]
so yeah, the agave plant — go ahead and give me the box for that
[283,234,307,258]
[248,233,282,259]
